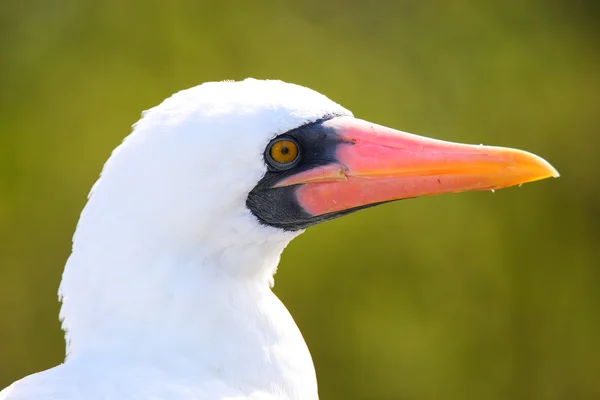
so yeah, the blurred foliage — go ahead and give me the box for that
[1,0,599,399]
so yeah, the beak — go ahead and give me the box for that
[275,116,559,217]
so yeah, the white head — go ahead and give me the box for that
[57,78,557,378]
[59,79,352,356]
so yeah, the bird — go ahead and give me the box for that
[0,79,558,400]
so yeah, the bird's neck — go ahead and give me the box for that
[58,214,316,398]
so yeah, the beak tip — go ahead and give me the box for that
[513,148,559,181]
[534,154,560,179]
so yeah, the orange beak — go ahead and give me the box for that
[274,116,559,217]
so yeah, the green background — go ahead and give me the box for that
[1,1,598,399]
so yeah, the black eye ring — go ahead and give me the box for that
[265,136,302,171]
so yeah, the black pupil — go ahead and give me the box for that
[280,146,289,155]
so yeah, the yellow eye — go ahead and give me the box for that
[269,139,299,166]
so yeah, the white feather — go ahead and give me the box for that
[1,79,352,400]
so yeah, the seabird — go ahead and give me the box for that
[0,79,558,400]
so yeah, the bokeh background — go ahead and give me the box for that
[1,1,599,399]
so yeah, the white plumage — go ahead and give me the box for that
[1,78,558,400]
[2,79,351,400]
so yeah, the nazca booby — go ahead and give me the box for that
[0,79,558,400]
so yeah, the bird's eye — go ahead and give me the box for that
[266,137,300,170]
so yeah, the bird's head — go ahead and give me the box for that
[60,78,558,357]
[76,78,559,272]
